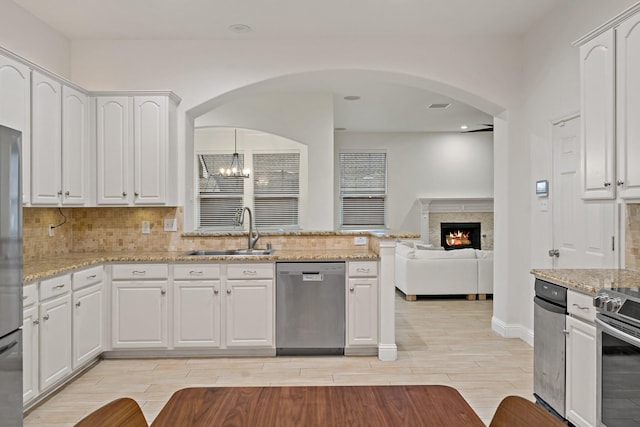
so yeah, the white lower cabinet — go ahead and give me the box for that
[39,292,72,391]
[22,302,39,404]
[72,283,104,368]
[566,315,597,427]
[347,262,378,347]
[225,264,274,348]
[173,264,222,347]
[112,281,168,348]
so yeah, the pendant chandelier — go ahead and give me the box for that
[219,128,250,178]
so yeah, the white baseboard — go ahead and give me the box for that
[492,316,534,346]
[378,344,398,361]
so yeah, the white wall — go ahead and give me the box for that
[0,0,70,77]
[335,131,493,233]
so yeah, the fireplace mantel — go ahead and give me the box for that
[417,197,494,243]
[417,197,494,214]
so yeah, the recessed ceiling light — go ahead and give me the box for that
[228,24,252,33]
[460,125,469,130]
[428,103,451,109]
[343,96,361,101]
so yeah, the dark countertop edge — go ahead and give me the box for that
[23,250,380,283]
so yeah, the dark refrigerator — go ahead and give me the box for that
[0,125,23,426]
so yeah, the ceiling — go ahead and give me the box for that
[12,0,561,132]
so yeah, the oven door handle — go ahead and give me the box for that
[595,317,640,347]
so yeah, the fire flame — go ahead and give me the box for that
[446,230,471,247]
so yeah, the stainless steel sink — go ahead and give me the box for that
[181,249,274,256]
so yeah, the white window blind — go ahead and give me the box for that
[198,154,245,229]
[253,152,300,229]
[339,152,387,229]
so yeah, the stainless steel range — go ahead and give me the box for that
[594,288,640,427]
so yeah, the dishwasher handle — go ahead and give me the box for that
[534,296,567,314]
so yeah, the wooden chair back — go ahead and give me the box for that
[489,396,566,427]
[74,397,148,427]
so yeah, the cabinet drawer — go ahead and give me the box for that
[227,263,273,279]
[568,290,596,322]
[112,264,168,280]
[72,266,104,290]
[23,284,38,308]
[40,275,71,300]
[174,264,221,280]
[348,261,378,277]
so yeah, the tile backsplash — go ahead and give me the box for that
[627,204,640,271]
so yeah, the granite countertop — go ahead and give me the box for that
[531,268,640,295]
[23,249,379,283]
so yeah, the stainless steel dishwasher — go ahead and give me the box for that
[533,278,568,420]
[276,262,345,355]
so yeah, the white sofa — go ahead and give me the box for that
[395,242,493,300]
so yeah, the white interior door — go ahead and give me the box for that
[552,116,617,268]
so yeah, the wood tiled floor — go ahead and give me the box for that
[24,292,533,426]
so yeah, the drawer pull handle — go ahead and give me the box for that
[572,303,590,311]
[53,284,65,290]
[189,271,203,276]
[243,270,257,276]
[357,268,370,273]
[87,274,97,280]
[132,270,146,276]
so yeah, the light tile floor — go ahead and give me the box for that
[24,292,533,426]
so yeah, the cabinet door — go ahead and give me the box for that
[31,71,63,205]
[0,54,31,204]
[39,294,72,391]
[96,96,132,205]
[174,281,221,347]
[22,305,39,404]
[616,14,640,199]
[134,96,167,204]
[62,85,88,205]
[580,30,616,199]
[72,283,104,369]
[225,280,273,347]
[112,281,168,348]
[347,278,378,346]
[566,316,597,427]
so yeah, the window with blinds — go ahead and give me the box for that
[339,152,387,229]
[196,151,301,230]
[253,152,300,229]
[197,153,245,229]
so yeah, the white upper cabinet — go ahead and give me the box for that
[578,6,640,201]
[31,71,90,206]
[31,71,63,205]
[616,13,640,199]
[62,86,89,205]
[96,96,131,205]
[0,53,31,205]
[580,30,615,199]
[96,93,179,206]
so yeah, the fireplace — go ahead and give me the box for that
[440,222,481,250]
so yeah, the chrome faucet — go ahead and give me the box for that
[234,207,260,250]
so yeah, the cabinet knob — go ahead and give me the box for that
[134,192,139,197]
[75,301,81,308]
[227,289,232,295]
[33,319,39,325]
[161,289,166,295]
[122,192,127,197]
[65,191,70,197]
[57,190,62,196]
[617,179,624,186]
[604,181,612,188]
[350,287,355,292]
[42,314,50,321]
[214,289,219,295]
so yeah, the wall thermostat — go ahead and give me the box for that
[536,180,549,197]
